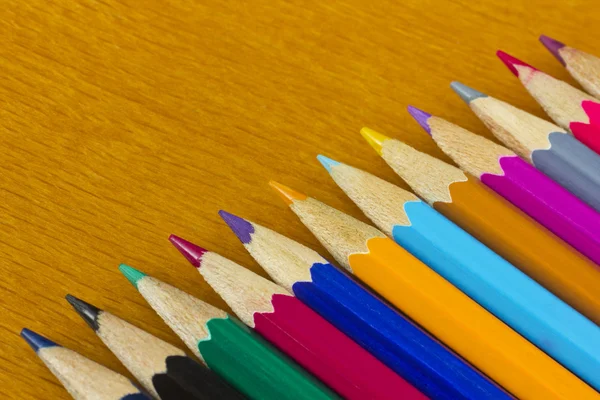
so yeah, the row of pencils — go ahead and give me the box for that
[22,35,600,399]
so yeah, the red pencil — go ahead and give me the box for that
[497,50,600,154]
[169,235,425,400]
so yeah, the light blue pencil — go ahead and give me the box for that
[318,155,600,391]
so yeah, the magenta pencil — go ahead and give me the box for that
[408,106,600,268]
[169,235,425,400]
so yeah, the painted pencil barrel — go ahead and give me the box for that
[393,200,600,391]
[483,155,600,267]
[418,172,600,327]
[570,100,600,154]
[433,175,598,279]
[154,355,246,400]
[198,315,337,400]
[253,293,425,400]
[347,236,599,400]
[571,122,600,155]
[531,132,600,215]
[292,262,509,400]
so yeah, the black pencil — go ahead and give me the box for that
[66,294,245,400]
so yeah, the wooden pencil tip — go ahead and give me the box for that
[21,328,59,352]
[169,235,206,268]
[66,294,101,332]
[450,81,488,104]
[539,35,566,66]
[119,264,148,288]
[496,50,536,77]
[268,181,307,205]
[407,106,432,134]
[219,210,255,244]
[316,154,341,173]
[360,127,389,155]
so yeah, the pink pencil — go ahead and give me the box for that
[169,235,425,400]
[408,105,600,267]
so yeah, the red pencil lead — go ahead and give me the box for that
[496,50,537,77]
[169,234,207,268]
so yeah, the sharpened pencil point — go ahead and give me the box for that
[66,295,101,331]
[269,181,308,205]
[21,328,58,352]
[496,50,537,76]
[119,264,147,288]
[539,35,566,65]
[219,210,255,244]
[407,106,432,134]
[316,155,341,173]
[169,235,206,268]
[450,82,488,104]
[360,127,390,155]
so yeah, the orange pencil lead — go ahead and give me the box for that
[269,181,307,205]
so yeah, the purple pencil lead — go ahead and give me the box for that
[539,35,566,66]
[219,210,255,244]
[407,106,432,135]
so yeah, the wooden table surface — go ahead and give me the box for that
[1,0,598,398]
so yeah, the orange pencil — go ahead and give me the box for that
[270,181,598,400]
[359,127,600,321]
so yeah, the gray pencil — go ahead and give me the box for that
[450,81,600,214]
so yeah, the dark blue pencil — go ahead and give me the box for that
[216,210,511,400]
[21,328,150,400]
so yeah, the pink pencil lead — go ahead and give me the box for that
[169,234,206,268]
[496,50,537,77]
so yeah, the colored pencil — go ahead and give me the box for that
[169,237,425,400]
[406,106,600,322]
[21,328,150,400]
[268,181,599,400]
[540,35,600,98]
[317,153,600,390]
[497,50,600,154]
[218,210,510,400]
[450,81,600,217]
[65,295,244,400]
[118,265,338,400]
[361,123,600,269]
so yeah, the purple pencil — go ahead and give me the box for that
[407,106,600,263]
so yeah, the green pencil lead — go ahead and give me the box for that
[119,264,147,289]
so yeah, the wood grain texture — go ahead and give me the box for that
[2,1,599,398]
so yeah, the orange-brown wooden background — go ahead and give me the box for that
[1,1,598,398]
